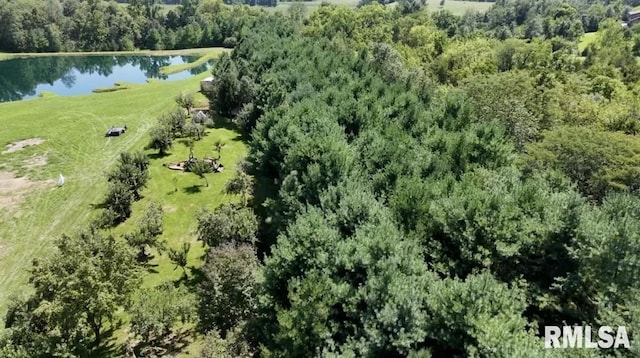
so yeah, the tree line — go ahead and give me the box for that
[0,0,273,53]
[203,3,640,356]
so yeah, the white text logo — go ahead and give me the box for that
[544,326,630,349]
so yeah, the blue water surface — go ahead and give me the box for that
[0,55,210,102]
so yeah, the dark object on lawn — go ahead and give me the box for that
[164,157,224,172]
[106,125,127,137]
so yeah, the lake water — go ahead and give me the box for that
[0,55,211,103]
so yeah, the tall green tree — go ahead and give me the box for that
[107,151,150,200]
[168,242,191,278]
[524,126,640,201]
[148,124,173,155]
[125,201,164,259]
[189,159,212,187]
[128,283,195,344]
[102,180,135,226]
[224,166,254,206]
[196,204,258,247]
[199,243,260,334]
[4,229,139,355]
[175,91,195,115]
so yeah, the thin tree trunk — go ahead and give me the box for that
[89,314,102,346]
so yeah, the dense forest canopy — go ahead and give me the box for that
[0,0,274,52]
[3,0,640,356]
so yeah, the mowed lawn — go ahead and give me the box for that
[0,68,244,317]
[112,122,247,289]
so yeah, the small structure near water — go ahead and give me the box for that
[106,126,127,137]
[192,110,209,124]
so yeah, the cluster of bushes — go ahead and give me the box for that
[148,91,211,156]
[99,151,150,227]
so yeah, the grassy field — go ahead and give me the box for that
[262,0,358,15]
[0,60,243,329]
[160,50,228,75]
[261,0,492,15]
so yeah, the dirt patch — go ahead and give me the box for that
[24,154,48,168]
[2,138,45,154]
[164,205,178,213]
[0,172,54,211]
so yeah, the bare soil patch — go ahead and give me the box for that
[2,138,45,154]
[0,172,54,210]
[24,154,48,168]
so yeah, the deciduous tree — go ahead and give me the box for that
[196,204,258,247]
[199,243,260,334]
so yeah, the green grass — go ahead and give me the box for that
[0,66,243,322]
[92,82,131,93]
[579,32,598,53]
[113,125,247,289]
[260,0,492,15]
[427,0,493,15]
[104,122,247,357]
[160,49,230,75]
[261,0,358,14]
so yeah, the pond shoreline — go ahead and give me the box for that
[0,52,220,102]
[0,47,230,61]
[160,52,221,76]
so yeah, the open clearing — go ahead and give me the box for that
[0,172,54,211]
[2,138,45,154]
[425,0,493,15]
[0,50,236,327]
[579,32,598,53]
[262,0,492,15]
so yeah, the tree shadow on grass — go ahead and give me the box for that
[210,115,248,142]
[132,328,194,357]
[183,184,202,194]
[179,266,206,289]
[147,151,171,160]
[92,326,121,357]
[177,138,194,148]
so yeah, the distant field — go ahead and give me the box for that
[115,0,492,17]
[427,0,493,15]
[261,0,492,15]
